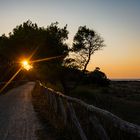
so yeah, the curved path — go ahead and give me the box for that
[0,82,41,140]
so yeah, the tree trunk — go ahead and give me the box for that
[83,56,90,74]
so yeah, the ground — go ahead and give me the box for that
[0,82,42,140]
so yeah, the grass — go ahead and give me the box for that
[125,94,140,102]
[68,83,140,125]
[31,84,58,139]
[31,83,77,140]
[31,81,140,140]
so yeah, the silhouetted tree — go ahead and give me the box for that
[89,67,110,86]
[0,20,69,82]
[72,26,104,73]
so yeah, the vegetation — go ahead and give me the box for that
[1,20,139,139]
[68,82,140,125]
[72,26,104,73]
[32,81,140,140]
[0,20,68,83]
[0,20,108,92]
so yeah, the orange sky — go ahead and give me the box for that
[87,38,140,79]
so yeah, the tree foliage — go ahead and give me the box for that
[72,26,105,73]
[0,21,108,89]
[0,20,69,81]
[88,67,110,86]
[0,20,68,60]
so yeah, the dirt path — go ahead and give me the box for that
[0,82,42,140]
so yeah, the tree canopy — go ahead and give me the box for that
[71,26,105,73]
[0,20,68,61]
[0,20,69,81]
[0,21,107,88]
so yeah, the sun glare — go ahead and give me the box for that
[23,60,28,66]
[21,60,33,71]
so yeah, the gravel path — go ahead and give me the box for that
[0,82,41,140]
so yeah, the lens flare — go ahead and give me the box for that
[31,55,65,63]
[0,52,64,93]
[0,67,22,93]
[21,60,33,71]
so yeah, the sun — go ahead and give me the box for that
[21,60,33,71]
[22,60,28,66]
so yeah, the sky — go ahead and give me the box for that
[0,0,140,79]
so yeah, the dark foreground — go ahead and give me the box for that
[68,80,140,125]
[32,81,140,140]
